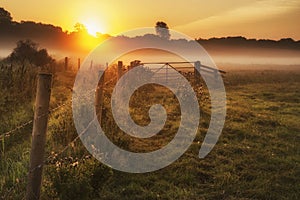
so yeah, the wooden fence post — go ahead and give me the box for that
[194,61,201,85]
[95,70,105,125]
[64,57,68,71]
[129,60,141,71]
[129,61,134,71]
[78,58,81,70]
[166,64,169,85]
[90,60,93,70]
[214,69,219,80]
[117,61,123,81]
[26,73,52,200]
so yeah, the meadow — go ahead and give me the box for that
[0,64,299,199]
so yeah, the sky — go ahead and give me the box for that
[1,0,300,40]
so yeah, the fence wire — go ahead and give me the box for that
[2,74,133,199]
[1,89,102,199]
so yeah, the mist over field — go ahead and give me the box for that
[112,46,300,71]
[1,44,300,73]
[2,35,299,72]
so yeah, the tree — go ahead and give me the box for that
[74,22,88,33]
[0,7,12,24]
[155,21,170,40]
[9,40,38,64]
[34,49,54,67]
[8,40,54,75]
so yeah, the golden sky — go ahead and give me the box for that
[2,0,300,40]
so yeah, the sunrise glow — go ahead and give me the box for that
[2,0,299,40]
[82,19,105,37]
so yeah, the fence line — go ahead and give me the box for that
[2,67,106,199]
[1,96,101,199]
[2,69,117,199]
[2,61,222,199]
[2,114,97,200]
[0,101,69,199]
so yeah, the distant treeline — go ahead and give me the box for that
[197,37,300,50]
[1,19,68,44]
[0,7,110,53]
[1,7,300,54]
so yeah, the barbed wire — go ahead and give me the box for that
[0,101,70,199]
[1,64,212,198]
[46,115,97,162]
[1,77,111,199]
[0,100,72,140]
[0,120,33,139]
[2,68,119,199]
[1,109,98,200]
[0,80,108,140]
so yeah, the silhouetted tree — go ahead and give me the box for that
[9,40,38,75]
[74,22,88,33]
[34,48,54,67]
[8,40,54,75]
[0,7,12,24]
[155,21,170,40]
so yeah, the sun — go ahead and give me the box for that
[83,19,105,37]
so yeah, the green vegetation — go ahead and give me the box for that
[0,64,299,199]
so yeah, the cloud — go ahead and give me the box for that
[173,0,300,39]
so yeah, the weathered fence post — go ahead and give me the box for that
[26,73,52,200]
[129,61,134,71]
[214,69,219,80]
[129,60,141,71]
[90,60,93,70]
[78,58,81,70]
[95,70,105,125]
[64,57,68,71]
[194,61,201,85]
[166,63,169,85]
[117,61,123,81]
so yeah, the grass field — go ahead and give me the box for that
[0,67,299,199]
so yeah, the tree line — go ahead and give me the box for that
[1,7,299,54]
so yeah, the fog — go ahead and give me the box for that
[1,40,299,72]
[108,48,300,71]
